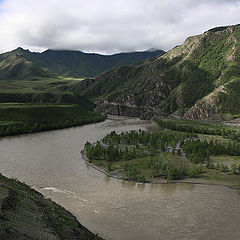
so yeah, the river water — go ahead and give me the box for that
[0,116,240,240]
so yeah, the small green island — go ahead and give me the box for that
[83,118,240,187]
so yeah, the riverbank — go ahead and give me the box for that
[81,127,240,189]
[0,103,106,137]
[81,148,240,190]
[0,173,104,240]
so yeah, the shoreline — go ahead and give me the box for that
[0,115,106,138]
[81,149,240,190]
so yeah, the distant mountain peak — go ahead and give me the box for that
[146,48,159,52]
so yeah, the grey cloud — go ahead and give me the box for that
[0,0,240,54]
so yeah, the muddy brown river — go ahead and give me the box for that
[0,116,240,240]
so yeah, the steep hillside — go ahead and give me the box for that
[78,24,240,120]
[3,48,165,77]
[0,173,104,240]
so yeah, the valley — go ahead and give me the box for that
[0,23,240,240]
[0,48,163,136]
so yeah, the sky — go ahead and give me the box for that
[0,0,240,54]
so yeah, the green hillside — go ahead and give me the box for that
[78,24,240,120]
[0,173,104,240]
[0,54,53,80]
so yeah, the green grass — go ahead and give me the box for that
[198,169,240,185]
[92,147,240,186]
[93,152,187,181]
[156,118,240,143]
[0,77,83,94]
[161,117,239,130]
[0,103,75,108]
[210,155,240,165]
[58,76,87,81]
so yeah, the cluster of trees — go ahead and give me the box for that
[206,161,240,174]
[121,155,201,182]
[145,155,201,181]
[156,119,240,142]
[230,163,240,174]
[85,141,137,162]
[87,129,240,165]
[102,130,192,153]
[0,115,105,137]
[85,129,240,182]
[85,130,203,182]
[183,139,240,164]
[85,141,121,162]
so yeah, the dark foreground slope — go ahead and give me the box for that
[0,174,104,240]
[78,24,240,120]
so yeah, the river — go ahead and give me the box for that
[0,116,240,240]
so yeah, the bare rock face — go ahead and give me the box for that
[94,100,165,119]
[95,100,150,118]
[184,100,219,120]
[184,85,226,120]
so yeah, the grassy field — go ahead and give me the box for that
[0,173,104,240]
[0,76,84,94]
[0,102,75,108]
[156,118,240,143]
[157,117,240,132]
[0,75,107,136]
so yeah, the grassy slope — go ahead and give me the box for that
[0,174,104,240]
[0,53,53,80]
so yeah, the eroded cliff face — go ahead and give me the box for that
[94,99,165,119]
[184,86,225,120]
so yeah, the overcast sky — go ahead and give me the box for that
[0,0,240,54]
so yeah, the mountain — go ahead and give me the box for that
[0,48,165,78]
[0,49,54,80]
[76,24,240,120]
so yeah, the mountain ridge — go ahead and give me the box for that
[0,47,165,78]
[77,24,240,120]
